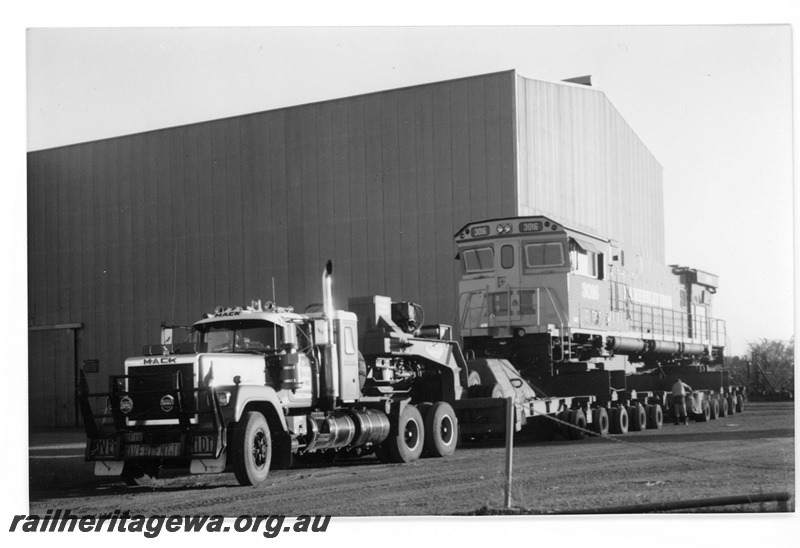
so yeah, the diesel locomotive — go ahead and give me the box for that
[454,215,731,403]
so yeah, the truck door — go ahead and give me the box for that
[336,318,361,401]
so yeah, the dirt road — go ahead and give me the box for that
[28,402,794,516]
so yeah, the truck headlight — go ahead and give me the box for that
[217,391,231,407]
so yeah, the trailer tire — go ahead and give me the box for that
[610,407,629,434]
[647,404,663,430]
[592,408,610,435]
[388,405,424,463]
[423,402,458,457]
[719,397,728,417]
[710,398,719,420]
[629,405,645,432]
[698,399,711,422]
[736,394,745,413]
[557,409,572,439]
[232,411,272,486]
[568,409,587,440]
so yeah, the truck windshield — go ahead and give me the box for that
[199,320,282,353]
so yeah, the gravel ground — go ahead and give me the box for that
[27,402,794,516]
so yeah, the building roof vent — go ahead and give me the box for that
[562,75,592,86]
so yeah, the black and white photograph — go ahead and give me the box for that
[6,3,798,546]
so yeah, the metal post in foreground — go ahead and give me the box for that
[504,396,514,508]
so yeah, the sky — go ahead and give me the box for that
[3,2,799,545]
[23,24,794,356]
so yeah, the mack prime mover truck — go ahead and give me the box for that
[80,262,596,486]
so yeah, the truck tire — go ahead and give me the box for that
[629,405,646,432]
[647,404,663,430]
[736,394,745,413]
[610,407,629,435]
[232,411,272,486]
[719,397,728,417]
[387,405,424,463]
[710,398,719,420]
[592,407,610,435]
[727,396,736,415]
[568,409,587,440]
[423,402,458,457]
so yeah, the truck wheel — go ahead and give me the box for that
[647,404,663,430]
[710,398,719,420]
[233,411,272,486]
[423,402,458,457]
[719,397,728,417]
[736,394,745,413]
[610,407,628,435]
[592,408,610,435]
[388,405,424,463]
[727,396,736,415]
[568,409,586,440]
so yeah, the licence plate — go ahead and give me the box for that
[124,442,183,458]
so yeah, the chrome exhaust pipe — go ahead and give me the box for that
[323,260,334,318]
[321,260,339,408]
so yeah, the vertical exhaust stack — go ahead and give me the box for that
[323,260,334,319]
[320,260,339,408]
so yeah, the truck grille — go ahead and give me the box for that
[124,364,197,420]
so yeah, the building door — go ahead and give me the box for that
[28,325,81,427]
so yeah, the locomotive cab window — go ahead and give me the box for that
[523,242,564,268]
[501,245,515,269]
[462,246,494,273]
[569,241,603,279]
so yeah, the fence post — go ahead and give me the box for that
[504,396,514,508]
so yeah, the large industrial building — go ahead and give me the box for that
[27,70,664,427]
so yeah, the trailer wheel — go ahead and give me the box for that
[568,409,587,440]
[423,402,458,457]
[232,411,272,486]
[735,394,745,413]
[557,409,572,439]
[592,408,609,435]
[629,405,645,432]
[647,404,663,430]
[698,399,710,422]
[388,405,424,463]
[709,398,719,420]
[610,407,629,434]
[719,397,728,417]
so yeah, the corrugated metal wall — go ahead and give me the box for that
[515,75,665,261]
[27,71,519,411]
